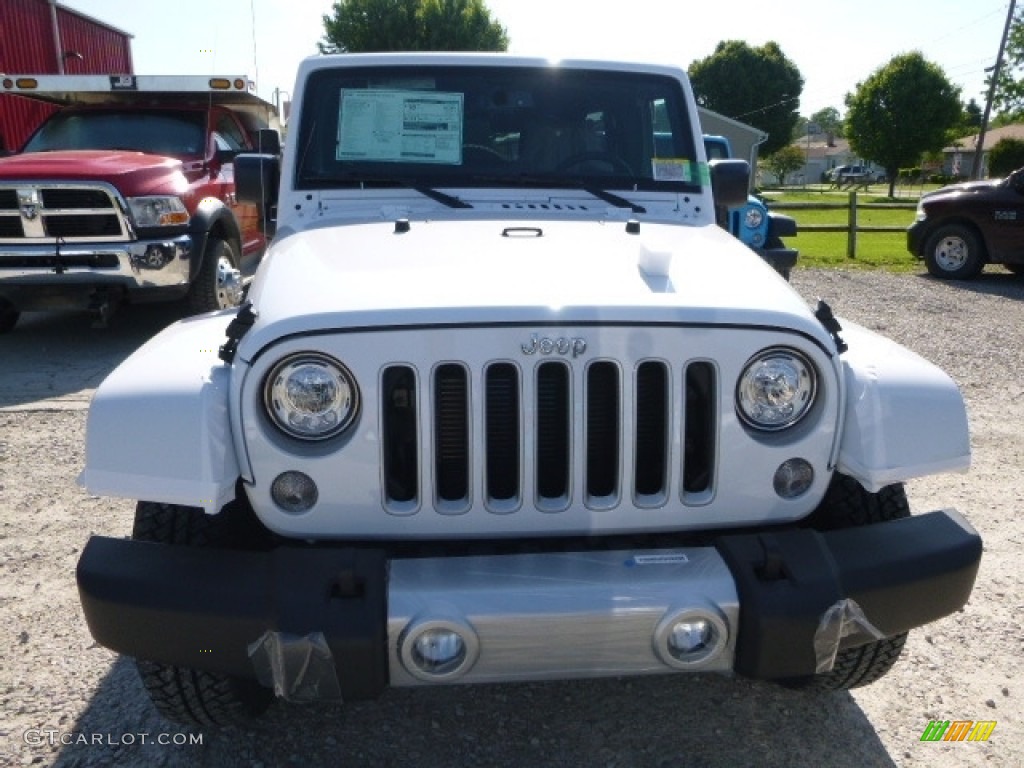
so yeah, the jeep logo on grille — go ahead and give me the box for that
[521,334,587,358]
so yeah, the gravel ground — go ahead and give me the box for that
[0,267,1021,768]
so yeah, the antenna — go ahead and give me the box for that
[249,0,260,94]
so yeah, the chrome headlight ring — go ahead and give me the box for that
[735,348,817,431]
[263,353,360,441]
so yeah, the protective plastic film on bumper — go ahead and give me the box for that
[248,630,344,703]
[813,598,885,674]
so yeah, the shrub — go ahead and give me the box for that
[988,138,1024,178]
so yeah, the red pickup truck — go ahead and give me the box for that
[0,74,280,331]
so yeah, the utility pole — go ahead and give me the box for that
[974,0,1016,179]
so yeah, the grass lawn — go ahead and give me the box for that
[763,186,927,272]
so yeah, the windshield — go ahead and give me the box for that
[22,109,206,157]
[295,65,700,193]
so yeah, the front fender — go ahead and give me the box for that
[78,311,239,514]
[837,320,970,491]
[189,197,243,278]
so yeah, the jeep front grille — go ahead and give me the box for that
[380,359,717,514]
[0,184,131,243]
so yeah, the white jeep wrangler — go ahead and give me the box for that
[76,53,981,726]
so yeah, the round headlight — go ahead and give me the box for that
[264,353,359,440]
[736,348,816,431]
[743,207,764,229]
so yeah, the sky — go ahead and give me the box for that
[57,0,1013,119]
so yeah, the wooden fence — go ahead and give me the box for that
[769,192,916,259]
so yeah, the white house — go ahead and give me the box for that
[697,107,767,191]
[942,123,1024,179]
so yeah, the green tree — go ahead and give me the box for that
[944,98,985,148]
[689,41,803,155]
[320,0,508,54]
[845,52,961,197]
[993,5,1024,118]
[763,145,806,186]
[988,137,1024,177]
[809,106,843,138]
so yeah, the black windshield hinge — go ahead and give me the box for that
[219,301,258,364]
[814,299,848,354]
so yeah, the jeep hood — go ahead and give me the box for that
[0,150,183,195]
[239,218,829,357]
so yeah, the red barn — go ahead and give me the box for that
[0,0,133,151]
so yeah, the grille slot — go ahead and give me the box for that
[44,214,121,238]
[41,189,114,209]
[585,361,620,504]
[536,362,570,506]
[0,217,23,238]
[381,366,419,510]
[683,362,716,497]
[485,363,520,507]
[0,190,18,209]
[434,364,470,509]
[635,361,669,500]
[379,353,718,516]
[0,253,119,269]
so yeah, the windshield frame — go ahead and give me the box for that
[21,107,208,158]
[293,64,702,195]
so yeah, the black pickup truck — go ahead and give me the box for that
[907,166,1024,279]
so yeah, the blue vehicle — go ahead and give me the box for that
[703,135,798,279]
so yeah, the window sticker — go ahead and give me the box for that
[652,158,691,182]
[337,89,463,164]
[698,161,711,186]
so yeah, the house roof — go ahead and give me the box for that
[789,136,854,160]
[697,107,768,142]
[945,123,1024,153]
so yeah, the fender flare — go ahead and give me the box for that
[836,320,970,491]
[79,312,239,513]
[189,198,243,280]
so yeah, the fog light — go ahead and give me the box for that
[413,630,466,673]
[773,459,814,499]
[669,620,712,656]
[400,618,479,682]
[653,608,728,670]
[271,471,318,514]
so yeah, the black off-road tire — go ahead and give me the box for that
[783,474,911,691]
[923,223,985,280]
[131,501,274,726]
[185,237,243,315]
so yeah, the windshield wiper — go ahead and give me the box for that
[411,185,472,209]
[471,174,646,214]
[308,174,474,209]
[580,186,645,214]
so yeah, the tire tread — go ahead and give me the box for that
[131,501,273,726]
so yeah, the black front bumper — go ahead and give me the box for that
[907,220,929,257]
[77,508,981,697]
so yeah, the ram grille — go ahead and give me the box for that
[0,184,131,243]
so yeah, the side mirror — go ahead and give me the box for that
[709,159,750,209]
[235,153,280,238]
[254,128,281,155]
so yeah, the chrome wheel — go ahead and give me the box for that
[923,224,983,280]
[933,235,969,271]
[216,255,244,309]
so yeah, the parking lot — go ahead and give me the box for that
[1,268,1021,767]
